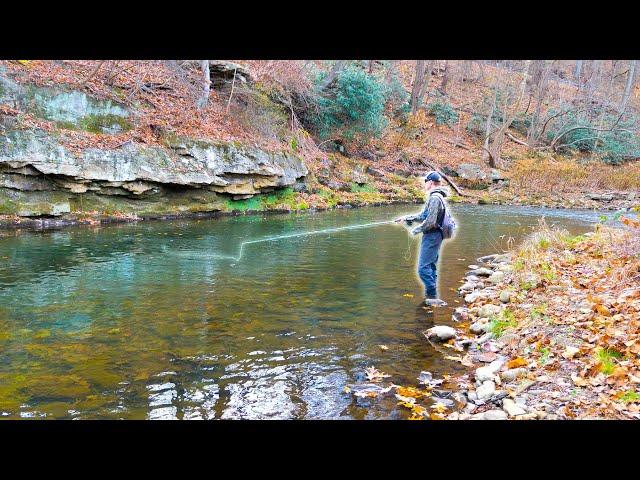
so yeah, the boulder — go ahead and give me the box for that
[456,163,490,182]
[425,325,457,342]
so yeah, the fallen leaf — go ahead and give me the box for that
[507,357,529,369]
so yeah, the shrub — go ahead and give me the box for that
[427,100,459,127]
[314,66,388,140]
[384,74,410,119]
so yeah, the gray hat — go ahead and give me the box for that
[424,171,442,182]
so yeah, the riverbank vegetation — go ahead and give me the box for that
[2,60,639,225]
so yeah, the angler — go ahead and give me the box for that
[395,170,456,307]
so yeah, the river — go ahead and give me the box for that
[0,204,603,419]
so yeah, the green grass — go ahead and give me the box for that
[538,346,551,365]
[226,188,310,212]
[539,262,557,281]
[620,390,640,403]
[488,309,517,337]
[225,196,262,212]
[562,234,587,249]
[595,348,624,375]
[530,303,551,323]
[538,238,550,249]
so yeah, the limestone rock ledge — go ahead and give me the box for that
[0,129,308,217]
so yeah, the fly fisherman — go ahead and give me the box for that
[395,171,454,307]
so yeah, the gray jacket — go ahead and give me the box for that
[405,187,448,234]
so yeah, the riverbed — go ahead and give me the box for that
[0,204,603,419]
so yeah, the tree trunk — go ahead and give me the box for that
[574,60,583,86]
[439,60,450,94]
[620,60,637,113]
[410,60,427,114]
[486,60,531,168]
[197,60,211,110]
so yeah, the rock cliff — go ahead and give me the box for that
[0,69,308,219]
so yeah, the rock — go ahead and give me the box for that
[208,60,252,87]
[441,166,459,178]
[468,264,479,270]
[477,254,498,263]
[499,290,511,303]
[488,271,505,284]
[476,332,494,344]
[476,366,497,383]
[503,398,526,417]
[482,409,508,420]
[496,263,513,273]
[587,193,614,202]
[470,322,488,334]
[0,173,52,191]
[476,381,496,400]
[490,169,506,182]
[476,351,498,362]
[500,368,527,382]
[350,166,369,184]
[425,326,456,342]
[456,163,490,182]
[496,333,519,347]
[628,192,637,201]
[562,346,580,359]
[474,267,494,277]
[452,307,469,322]
[464,291,485,303]
[1,130,308,196]
[478,304,501,318]
[292,180,309,193]
[459,282,479,294]
[366,166,386,178]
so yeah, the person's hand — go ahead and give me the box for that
[411,226,422,235]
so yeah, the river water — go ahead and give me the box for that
[0,204,603,419]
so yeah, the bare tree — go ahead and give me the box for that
[197,60,211,110]
[482,60,532,168]
[410,60,432,114]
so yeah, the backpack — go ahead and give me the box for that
[432,192,457,240]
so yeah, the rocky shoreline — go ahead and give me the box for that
[434,224,640,420]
